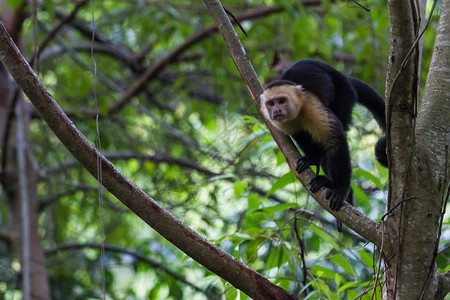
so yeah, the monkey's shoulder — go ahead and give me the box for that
[280,59,355,106]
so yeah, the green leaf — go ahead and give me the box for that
[276,246,285,268]
[338,281,358,292]
[299,281,314,296]
[276,150,286,166]
[334,272,342,288]
[311,226,340,250]
[260,202,298,213]
[377,162,389,182]
[267,172,296,195]
[247,194,259,210]
[355,168,384,190]
[304,291,319,300]
[352,183,370,203]
[313,265,335,279]
[332,256,356,276]
[245,227,264,235]
[239,239,259,263]
[225,284,237,300]
[346,290,360,299]
[172,76,186,90]
[43,0,54,17]
[358,250,374,268]
[233,181,248,197]
[352,110,363,122]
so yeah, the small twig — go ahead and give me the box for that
[223,6,247,36]
[357,281,384,299]
[370,229,383,299]
[1,87,20,172]
[381,196,415,221]
[349,0,371,12]
[293,212,308,292]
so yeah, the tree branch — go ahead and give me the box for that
[203,0,387,250]
[416,0,449,182]
[0,21,296,300]
[417,2,450,297]
[385,0,421,211]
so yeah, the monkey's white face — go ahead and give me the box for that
[260,85,304,124]
[264,96,290,122]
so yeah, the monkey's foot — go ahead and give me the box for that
[309,175,331,193]
[326,188,349,211]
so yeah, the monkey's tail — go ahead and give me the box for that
[375,136,388,167]
[351,78,388,167]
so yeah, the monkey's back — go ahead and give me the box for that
[279,59,357,130]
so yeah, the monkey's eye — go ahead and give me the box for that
[267,101,275,107]
[278,97,287,104]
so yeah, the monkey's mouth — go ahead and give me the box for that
[273,114,287,121]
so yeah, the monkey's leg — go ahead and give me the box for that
[296,156,317,173]
[335,189,354,232]
[322,137,352,211]
[309,175,331,193]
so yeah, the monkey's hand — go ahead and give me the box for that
[326,188,349,211]
[296,156,313,173]
[309,175,331,193]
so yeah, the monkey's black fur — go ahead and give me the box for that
[264,59,387,231]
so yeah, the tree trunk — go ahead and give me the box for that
[383,0,449,298]
[0,1,51,298]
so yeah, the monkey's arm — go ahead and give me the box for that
[292,131,323,174]
[292,129,352,209]
[317,135,352,211]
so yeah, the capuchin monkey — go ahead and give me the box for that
[260,59,387,231]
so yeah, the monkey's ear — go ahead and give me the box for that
[296,85,305,91]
